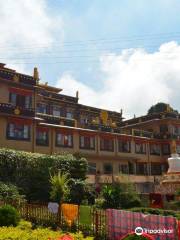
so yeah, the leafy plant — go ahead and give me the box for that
[0,148,88,201]
[122,234,151,240]
[50,171,70,203]
[0,227,94,240]
[65,179,87,204]
[0,182,25,205]
[0,205,20,227]
[102,184,122,209]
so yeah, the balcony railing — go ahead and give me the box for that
[36,113,75,127]
[0,103,35,117]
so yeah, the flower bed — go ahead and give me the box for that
[0,227,94,240]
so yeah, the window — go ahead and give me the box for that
[119,164,129,174]
[128,162,135,174]
[66,111,73,119]
[160,124,168,133]
[136,163,148,175]
[36,128,49,146]
[151,163,162,175]
[9,93,17,106]
[7,123,30,140]
[9,93,32,109]
[162,143,170,155]
[88,163,96,174]
[56,132,73,147]
[52,106,61,117]
[150,144,161,155]
[135,142,146,154]
[80,116,89,125]
[103,163,113,174]
[37,103,48,114]
[118,140,131,153]
[177,144,180,154]
[100,138,114,151]
[80,135,95,150]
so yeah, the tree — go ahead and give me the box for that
[0,148,88,201]
[49,171,70,203]
[147,102,178,115]
[0,182,25,205]
[102,184,122,209]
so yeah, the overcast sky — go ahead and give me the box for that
[1,0,180,118]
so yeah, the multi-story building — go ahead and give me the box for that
[0,63,178,192]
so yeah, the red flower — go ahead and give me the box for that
[57,235,74,240]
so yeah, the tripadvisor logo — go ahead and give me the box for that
[135,227,143,235]
[135,226,173,235]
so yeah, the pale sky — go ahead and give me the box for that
[1,0,180,118]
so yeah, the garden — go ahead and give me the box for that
[0,148,180,239]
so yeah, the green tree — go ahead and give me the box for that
[0,148,88,201]
[147,102,178,115]
[102,184,122,209]
[0,182,25,205]
[49,171,70,203]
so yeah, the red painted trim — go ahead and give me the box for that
[117,136,132,141]
[9,87,33,96]
[36,127,49,132]
[56,129,73,134]
[79,131,97,137]
[8,117,32,125]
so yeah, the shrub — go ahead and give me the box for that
[101,181,141,209]
[0,148,88,201]
[0,227,94,240]
[0,182,25,205]
[0,205,20,226]
[17,220,32,230]
[130,207,180,219]
[50,171,70,203]
[122,234,151,240]
[120,193,141,209]
[66,179,87,204]
[102,184,122,209]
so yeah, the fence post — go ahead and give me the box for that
[95,210,99,237]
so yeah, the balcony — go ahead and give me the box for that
[0,103,35,117]
[36,113,75,127]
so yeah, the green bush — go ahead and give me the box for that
[17,220,32,230]
[101,182,141,209]
[120,193,141,209]
[123,234,149,239]
[0,205,20,226]
[0,148,88,201]
[102,184,122,209]
[130,207,180,219]
[0,227,94,240]
[0,182,25,205]
[66,179,87,204]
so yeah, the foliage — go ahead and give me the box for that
[0,148,88,201]
[50,171,70,203]
[102,176,141,209]
[102,184,122,209]
[0,205,20,227]
[122,234,150,240]
[65,179,87,204]
[17,220,32,230]
[0,227,94,240]
[130,207,180,219]
[0,182,26,205]
[147,102,178,115]
[118,175,141,209]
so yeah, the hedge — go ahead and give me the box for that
[130,207,180,219]
[0,148,88,202]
